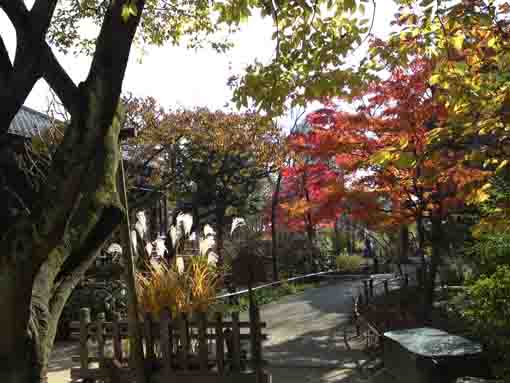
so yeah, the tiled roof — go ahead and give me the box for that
[9,106,53,137]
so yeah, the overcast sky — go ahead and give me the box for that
[0,1,397,118]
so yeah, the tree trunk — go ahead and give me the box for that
[399,225,409,264]
[424,216,442,317]
[0,1,145,381]
[416,213,427,282]
[270,171,283,281]
[333,218,342,256]
[215,207,226,267]
[119,157,147,383]
[305,212,316,272]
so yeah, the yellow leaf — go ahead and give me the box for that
[451,34,464,51]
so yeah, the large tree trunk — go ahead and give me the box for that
[0,1,145,382]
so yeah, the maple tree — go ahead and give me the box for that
[280,57,488,309]
[371,0,510,230]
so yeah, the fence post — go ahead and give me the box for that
[79,308,91,371]
[383,280,389,295]
[363,280,370,302]
[250,305,263,377]
[96,312,106,369]
[369,278,374,298]
[112,312,122,362]
[231,312,241,372]
[215,312,225,374]
[198,312,208,372]
[178,312,189,370]
[144,312,155,364]
[160,308,173,379]
[404,273,409,287]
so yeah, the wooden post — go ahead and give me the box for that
[144,312,155,364]
[404,273,409,287]
[384,280,389,295]
[215,312,225,374]
[119,153,147,383]
[250,306,263,378]
[112,312,122,362]
[231,312,241,372]
[96,312,106,369]
[363,280,370,302]
[369,278,374,297]
[80,308,91,371]
[178,313,189,370]
[358,293,363,306]
[160,308,173,379]
[198,312,208,372]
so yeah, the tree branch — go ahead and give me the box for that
[0,36,12,87]
[41,47,79,113]
[28,0,59,41]
[52,204,123,300]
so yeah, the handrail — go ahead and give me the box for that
[352,270,421,341]
[214,268,371,301]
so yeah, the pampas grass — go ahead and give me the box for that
[136,256,222,317]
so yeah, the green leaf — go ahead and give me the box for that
[429,73,441,85]
[121,1,138,23]
[393,152,416,169]
[370,150,394,166]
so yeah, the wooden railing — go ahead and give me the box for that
[352,269,422,348]
[71,307,270,383]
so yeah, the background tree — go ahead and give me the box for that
[124,102,285,264]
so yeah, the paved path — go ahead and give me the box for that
[49,275,393,383]
[256,276,392,382]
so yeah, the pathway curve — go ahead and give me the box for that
[255,275,392,383]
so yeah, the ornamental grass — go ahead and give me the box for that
[135,256,223,317]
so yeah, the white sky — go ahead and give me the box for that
[0,1,397,119]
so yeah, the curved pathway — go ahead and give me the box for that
[256,276,391,382]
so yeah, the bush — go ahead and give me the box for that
[336,254,364,272]
[461,265,510,379]
[136,256,222,317]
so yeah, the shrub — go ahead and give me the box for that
[461,265,510,379]
[136,256,222,317]
[336,254,364,272]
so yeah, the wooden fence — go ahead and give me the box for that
[71,307,270,383]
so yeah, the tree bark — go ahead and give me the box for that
[119,156,147,383]
[399,225,409,263]
[0,1,146,382]
[215,207,226,267]
[424,216,442,317]
[270,171,283,281]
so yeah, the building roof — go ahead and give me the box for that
[9,106,53,138]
